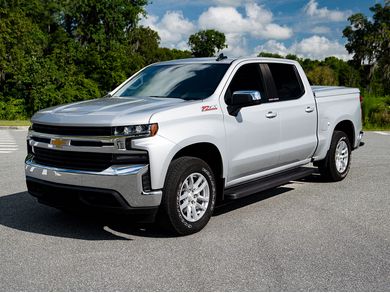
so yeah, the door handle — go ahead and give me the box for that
[266,111,277,118]
[305,106,314,113]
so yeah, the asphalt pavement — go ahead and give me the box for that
[0,129,389,291]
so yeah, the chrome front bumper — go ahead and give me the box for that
[25,156,162,208]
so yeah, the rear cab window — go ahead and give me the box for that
[267,63,305,102]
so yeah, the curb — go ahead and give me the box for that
[0,126,30,130]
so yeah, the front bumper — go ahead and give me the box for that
[25,156,162,209]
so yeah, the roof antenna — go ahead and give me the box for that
[216,53,227,61]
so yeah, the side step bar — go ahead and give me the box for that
[224,167,315,200]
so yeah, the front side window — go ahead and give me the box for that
[267,63,304,101]
[115,63,230,100]
[225,63,266,104]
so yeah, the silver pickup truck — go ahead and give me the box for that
[25,57,363,235]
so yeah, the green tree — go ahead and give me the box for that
[285,54,301,61]
[154,48,192,62]
[61,0,149,90]
[62,0,148,48]
[0,5,48,118]
[0,0,149,119]
[323,57,360,87]
[306,66,338,86]
[257,52,283,58]
[343,1,390,93]
[188,29,227,57]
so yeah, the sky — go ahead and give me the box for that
[140,0,383,60]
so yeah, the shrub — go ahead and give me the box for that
[362,93,390,129]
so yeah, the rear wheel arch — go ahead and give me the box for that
[334,120,355,149]
[317,130,352,181]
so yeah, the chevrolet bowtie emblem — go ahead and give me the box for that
[50,138,71,148]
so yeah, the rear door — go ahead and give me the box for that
[265,62,317,165]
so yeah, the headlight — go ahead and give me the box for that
[113,123,158,138]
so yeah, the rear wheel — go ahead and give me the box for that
[160,156,216,235]
[317,130,351,181]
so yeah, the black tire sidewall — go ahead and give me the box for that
[164,157,216,235]
[328,131,351,180]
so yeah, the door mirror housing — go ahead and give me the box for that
[228,90,262,116]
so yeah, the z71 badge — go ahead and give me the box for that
[201,105,218,112]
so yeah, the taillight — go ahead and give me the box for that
[360,95,364,104]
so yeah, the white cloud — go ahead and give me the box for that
[292,36,350,60]
[223,33,249,57]
[140,11,196,49]
[310,26,331,34]
[259,23,293,40]
[141,3,293,57]
[197,3,293,57]
[304,0,350,22]
[198,3,293,40]
[211,0,252,6]
[254,36,351,60]
[254,40,289,56]
[198,6,250,34]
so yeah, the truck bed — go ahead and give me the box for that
[311,85,362,160]
[311,86,360,98]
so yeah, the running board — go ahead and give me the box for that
[224,167,315,200]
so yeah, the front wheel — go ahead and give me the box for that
[160,156,216,235]
[317,130,352,181]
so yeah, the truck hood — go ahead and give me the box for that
[31,97,185,126]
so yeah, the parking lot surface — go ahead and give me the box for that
[0,129,389,291]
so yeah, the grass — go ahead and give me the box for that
[0,120,31,126]
[361,93,390,130]
[364,125,390,131]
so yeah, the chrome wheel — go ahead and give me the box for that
[178,173,210,222]
[335,139,349,173]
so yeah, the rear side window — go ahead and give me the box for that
[267,63,304,101]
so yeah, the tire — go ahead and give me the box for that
[317,130,352,181]
[159,156,217,235]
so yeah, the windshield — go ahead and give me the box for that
[115,63,230,100]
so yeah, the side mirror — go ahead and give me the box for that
[228,90,262,116]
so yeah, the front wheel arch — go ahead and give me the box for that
[159,156,217,235]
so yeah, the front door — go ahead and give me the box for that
[222,63,281,186]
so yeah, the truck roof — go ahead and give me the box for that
[157,57,235,65]
[156,57,298,65]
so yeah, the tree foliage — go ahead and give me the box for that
[343,1,390,94]
[257,52,283,58]
[0,1,388,121]
[188,29,228,57]
[0,0,191,119]
[307,66,338,86]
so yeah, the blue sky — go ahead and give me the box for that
[141,0,383,60]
